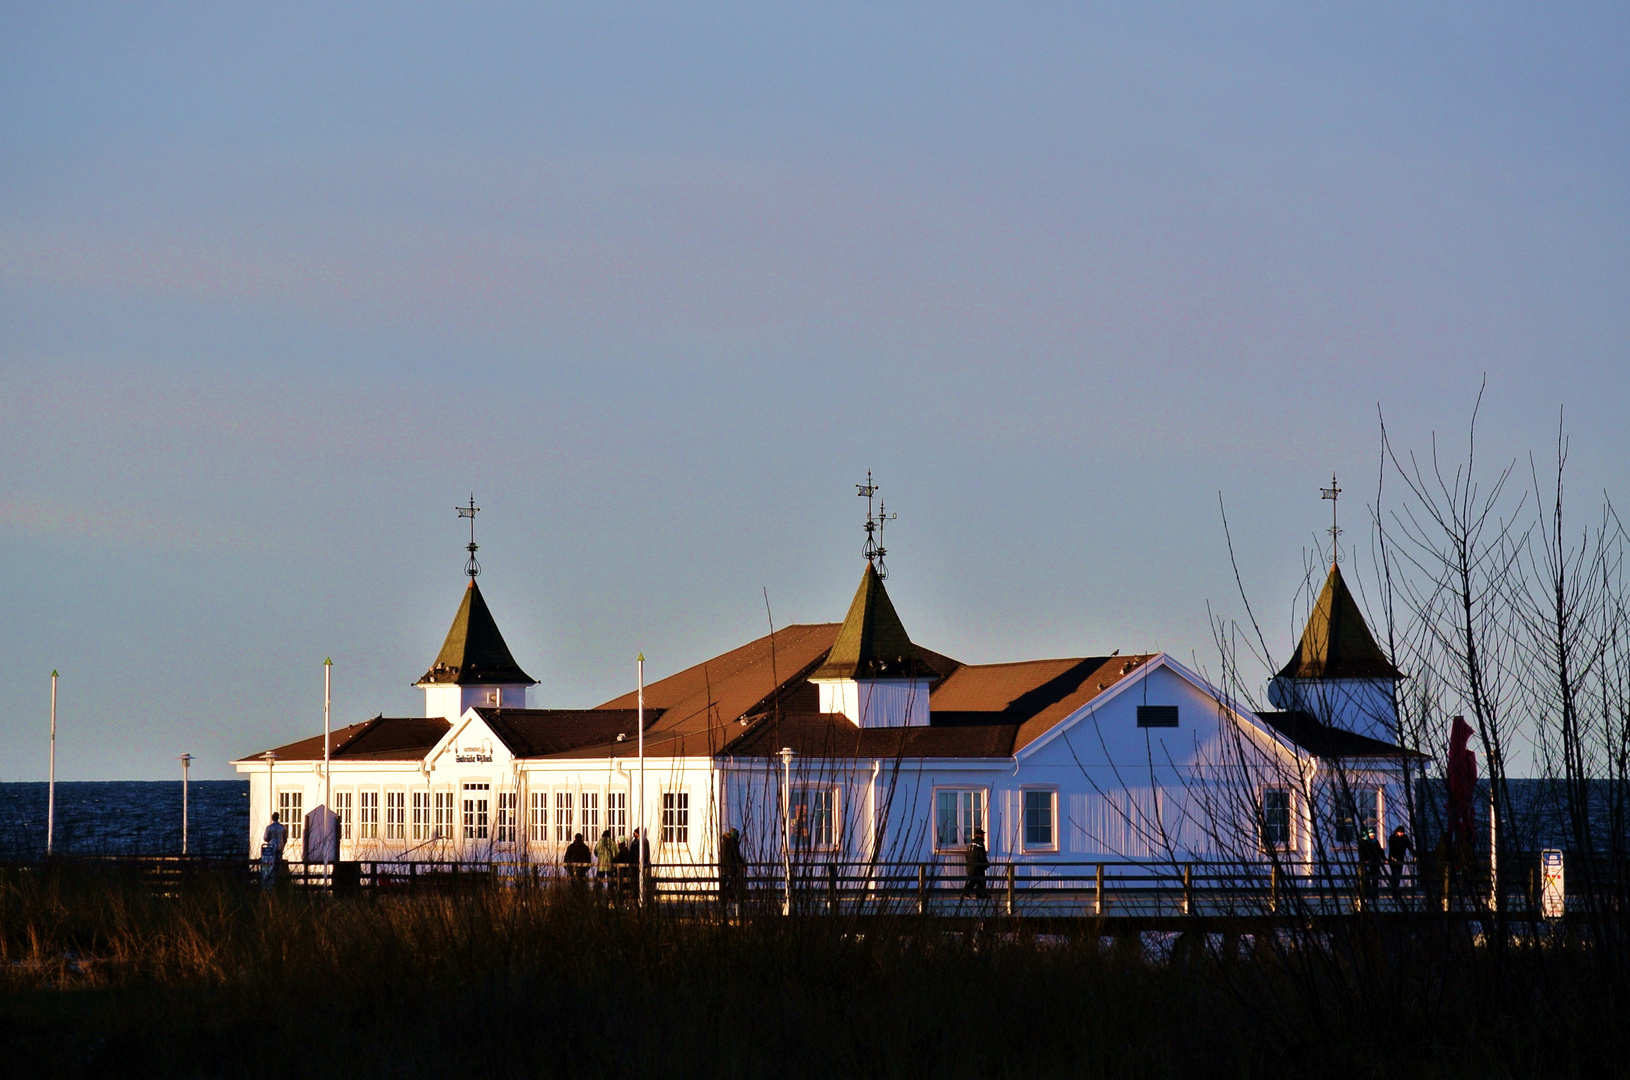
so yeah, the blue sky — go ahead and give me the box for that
[2,3,1626,779]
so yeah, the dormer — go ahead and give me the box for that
[416,578,537,722]
[1266,562,1403,742]
[808,563,935,727]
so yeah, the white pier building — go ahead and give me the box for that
[236,513,1417,876]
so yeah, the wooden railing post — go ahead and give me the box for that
[918,864,928,914]
[1269,862,1280,914]
[1006,863,1017,916]
[1095,863,1106,916]
[1183,863,1194,916]
[828,862,838,914]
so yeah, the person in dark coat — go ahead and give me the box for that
[1386,825,1414,898]
[719,827,745,907]
[962,829,989,897]
[564,832,592,881]
[612,839,633,895]
[1357,828,1384,904]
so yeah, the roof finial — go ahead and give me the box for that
[457,494,481,578]
[856,471,898,579]
[1320,472,1342,565]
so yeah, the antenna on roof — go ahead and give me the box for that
[856,471,898,579]
[1320,472,1342,565]
[457,494,481,578]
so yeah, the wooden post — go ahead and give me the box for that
[1006,863,1017,916]
[1095,863,1105,916]
[918,864,928,915]
[1183,863,1194,916]
[828,862,838,914]
[1270,862,1280,914]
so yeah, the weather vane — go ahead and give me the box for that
[1320,473,1342,564]
[856,471,898,579]
[457,494,481,578]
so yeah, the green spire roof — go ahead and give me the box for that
[1276,563,1401,681]
[810,563,929,681]
[417,579,536,686]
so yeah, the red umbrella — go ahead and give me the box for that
[1446,715,1478,844]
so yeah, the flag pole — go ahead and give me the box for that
[637,653,646,909]
[323,658,333,814]
[47,671,58,857]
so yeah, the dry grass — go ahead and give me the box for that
[2,866,1625,1079]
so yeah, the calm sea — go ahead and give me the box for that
[0,781,250,860]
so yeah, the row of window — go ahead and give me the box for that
[1259,786,1383,848]
[278,786,691,846]
[280,783,1382,854]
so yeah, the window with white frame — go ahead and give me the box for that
[433,790,454,839]
[662,790,689,846]
[463,782,490,840]
[1333,786,1379,845]
[790,787,837,849]
[1261,788,1292,849]
[935,789,985,851]
[554,790,575,842]
[334,790,353,841]
[411,791,430,841]
[1022,788,1057,850]
[580,791,599,837]
[277,790,304,841]
[496,791,517,843]
[529,790,549,842]
[358,791,379,840]
[607,791,628,837]
[385,791,406,840]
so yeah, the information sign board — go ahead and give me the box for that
[1540,849,1565,920]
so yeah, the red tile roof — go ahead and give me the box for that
[244,716,452,762]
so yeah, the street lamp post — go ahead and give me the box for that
[780,746,794,916]
[180,754,194,856]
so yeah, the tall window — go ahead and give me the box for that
[1023,789,1056,849]
[278,790,304,841]
[790,787,836,849]
[607,791,628,837]
[580,791,600,836]
[463,782,490,840]
[411,791,430,841]
[935,789,984,850]
[385,791,406,840]
[662,790,689,846]
[496,792,517,843]
[1261,789,1292,849]
[358,791,379,840]
[334,790,353,841]
[529,791,549,842]
[433,791,454,839]
[554,791,575,842]
[1334,787,1379,845]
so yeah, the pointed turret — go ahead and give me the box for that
[1275,563,1400,681]
[810,562,922,681]
[809,563,935,727]
[417,579,536,720]
[1268,563,1402,740]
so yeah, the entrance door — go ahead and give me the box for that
[462,782,490,841]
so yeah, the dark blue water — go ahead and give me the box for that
[0,781,250,860]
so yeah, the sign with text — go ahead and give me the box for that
[1541,849,1565,920]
